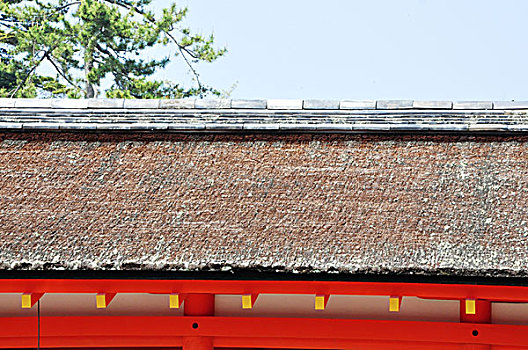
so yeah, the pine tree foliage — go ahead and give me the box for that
[0,0,226,98]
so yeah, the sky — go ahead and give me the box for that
[146,0,528,100]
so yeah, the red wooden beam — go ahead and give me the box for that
[184,294,215,350]
[216,338,464,350]
[4,279,528,302]
[0,316,527,348]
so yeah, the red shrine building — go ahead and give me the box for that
[1,98,528,349]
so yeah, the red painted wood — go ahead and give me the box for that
[460,300,492,324]
[184,337,213,350]
[215,338,462,349]
[184,294,215,317]
[2,279,528,348]
[460,300,492,350]
[184,294,214,350]
[0,316,525,348]
[1,279,528,302]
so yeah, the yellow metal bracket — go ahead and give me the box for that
[389,296,402,312]
[315,294,330,311]
[465,298,476,315]
[21,293,44,309]
[170,293,185,309]
[242,293,259,309]
[96,293,116,309]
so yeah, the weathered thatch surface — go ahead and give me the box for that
[1,131,527,276]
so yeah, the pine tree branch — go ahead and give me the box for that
[98,0,205,92]
[9,50,48,97]
[47,56,80,90]
[0,31,13,41]
[55,1,81,13]
[95,43,125,61]
[176,43,203,92]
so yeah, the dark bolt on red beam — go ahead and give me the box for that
[184,294,215,350]
[460,299,491,350]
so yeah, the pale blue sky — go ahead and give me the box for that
[132,1,528,100]
[149,0,528,100]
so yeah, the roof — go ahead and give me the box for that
[1,98,528,133]
[1,99,528,277]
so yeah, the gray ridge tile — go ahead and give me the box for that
[279,124,322,131]
[3,99,528,135]
[412,101,453,109]
[22,122,59,129]
[278,124,355,131]
[339,100,376,109]
[128,123,169,130]
[205,123,244,130]
[0,122,22,129]
[123,99,160,109]
[376,100,413,109]
[95,123,135,130]
[231,99,267,109]
[352,124,391,130]
[268,99,303,110]
[15,99,53,108]
[453,101,493,110]
[389,124,429,131]
[243,123,280,130]
[493,101,528,110]
[303,99,339,109]
[468,124,508,131]
[51,99,89,109]
[160,99,195,109]
[59,123,99,130]
[195,99,231,109]
[507,125,528,131]
[427,124,469,131]
[0,99,16,108]
[312,124,354,131]
[88,99,125,109]
[167,123,205,130]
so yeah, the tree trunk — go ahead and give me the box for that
[84,48,96,98]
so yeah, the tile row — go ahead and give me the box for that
[1,98,528,110]
[1,122,527,132]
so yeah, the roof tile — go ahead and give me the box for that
[159,99,195,109]
[87,99,125,109]
[195,99,231,109]
[303,99,340,109]
[493,101,528,109]
[123,99,160,109]
[376,100,414,109]
[0,99,16,108]
[268,99,303,110]
[231,99,267,109]
[15,99,52,108]
[453,101,493,110]
[339,100,376,109]
[51,99,89,109]
[412,101,453,109]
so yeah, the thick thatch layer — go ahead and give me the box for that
[1,132,527,276]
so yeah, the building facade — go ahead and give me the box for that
[0,98,527,349]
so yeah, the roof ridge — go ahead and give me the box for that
[2,98,528,133]
[1,98,528,111]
